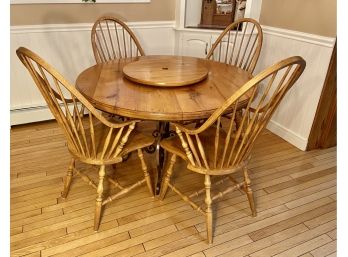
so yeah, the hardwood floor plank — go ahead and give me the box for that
[188,252,206,257]
[203,235,253,257]
[11,228,67,251]
[217,224,309,257]
[10,209,42,223]
[11,209,64,229]
[299,253,314,257]
[10,122,337,257]
[50,231,130,257]
[329,193,336,201]
[143,226,198,251]
[249,220,336,257]
[195,179,335,234]
[161,198,334,257]
[273,234,332,257]
[248,202,336,241]
[284,186,336,209]
[19,251,42,257]
[10,226,23,236]
[78,225,178,257]
[310,240,336,257]
[264,167,336,194]
[104,244,145,257]
[325,252,337,257]
[304,210,336,229]
[326,229,336,240]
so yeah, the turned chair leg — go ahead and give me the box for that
[243,167,257,217]
[205,174,213,244]
[137,149,154,197]
[61,158,75,199]
[160,154,177,200]
[94,165,106,231]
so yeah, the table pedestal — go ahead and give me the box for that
[146,122,175,195]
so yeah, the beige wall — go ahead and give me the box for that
[260,0,336,37]
[11,0,175,25]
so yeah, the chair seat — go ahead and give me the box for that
[70,121,154,165]
[160,126,244,174]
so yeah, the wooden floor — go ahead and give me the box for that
[10,120,337,257]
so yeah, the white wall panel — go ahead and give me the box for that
[257,27,335,150]
[10,21,175,125]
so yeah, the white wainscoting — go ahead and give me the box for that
[11,22,335,151]
[10,21,175,125]
[258,26,336,150]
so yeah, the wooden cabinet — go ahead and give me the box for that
[182,0,260,29]
[200,0,235,28]
[180,33,212,58]
[176,0,262,58]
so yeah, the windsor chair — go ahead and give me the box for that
[159,56,306,244]
[16,47,154,231]
[91,16,145,63]
[184,18,263,127]
[206,18,263,74]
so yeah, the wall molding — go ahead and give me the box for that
[267,120,308,151]
[175,25,336,48]
[262,25,336,48]
[11,105,54,126]
[11,21,176,34]
[11,22,336,48]
[11,0,150,4]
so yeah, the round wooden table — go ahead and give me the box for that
[76,55,252,121]
[76,55,252,194]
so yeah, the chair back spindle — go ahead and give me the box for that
[206,18,263,74]
[16,47,138,164]
[91,16,145,63]
[174,56,306,174]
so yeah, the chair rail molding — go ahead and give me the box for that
[11,0,150,4]
[11,21,175,33]
[262,26,336,48]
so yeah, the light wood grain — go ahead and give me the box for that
[16,47,155,232]
[159,56,306,243]
[123,56,208,87]
[207,18,263,74]
[10,120,336,257]
[76,55,252,121]
[91,16,145,64]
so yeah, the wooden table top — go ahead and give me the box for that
[76,55,252,121]
[122,56,208,87]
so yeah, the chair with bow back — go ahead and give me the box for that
[159,56,306,244]
[182,18,264,127]
[16,47,154,231]
[206,18,263,74]
[91,16,145,63]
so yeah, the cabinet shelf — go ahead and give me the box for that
[180,0,261,31]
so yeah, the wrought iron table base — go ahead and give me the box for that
[145,121,175,195]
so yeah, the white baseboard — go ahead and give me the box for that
[267,119,308,151]
[254,28,335,151]
[11,106,54,126]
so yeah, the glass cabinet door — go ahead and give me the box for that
[185,0,247,29]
